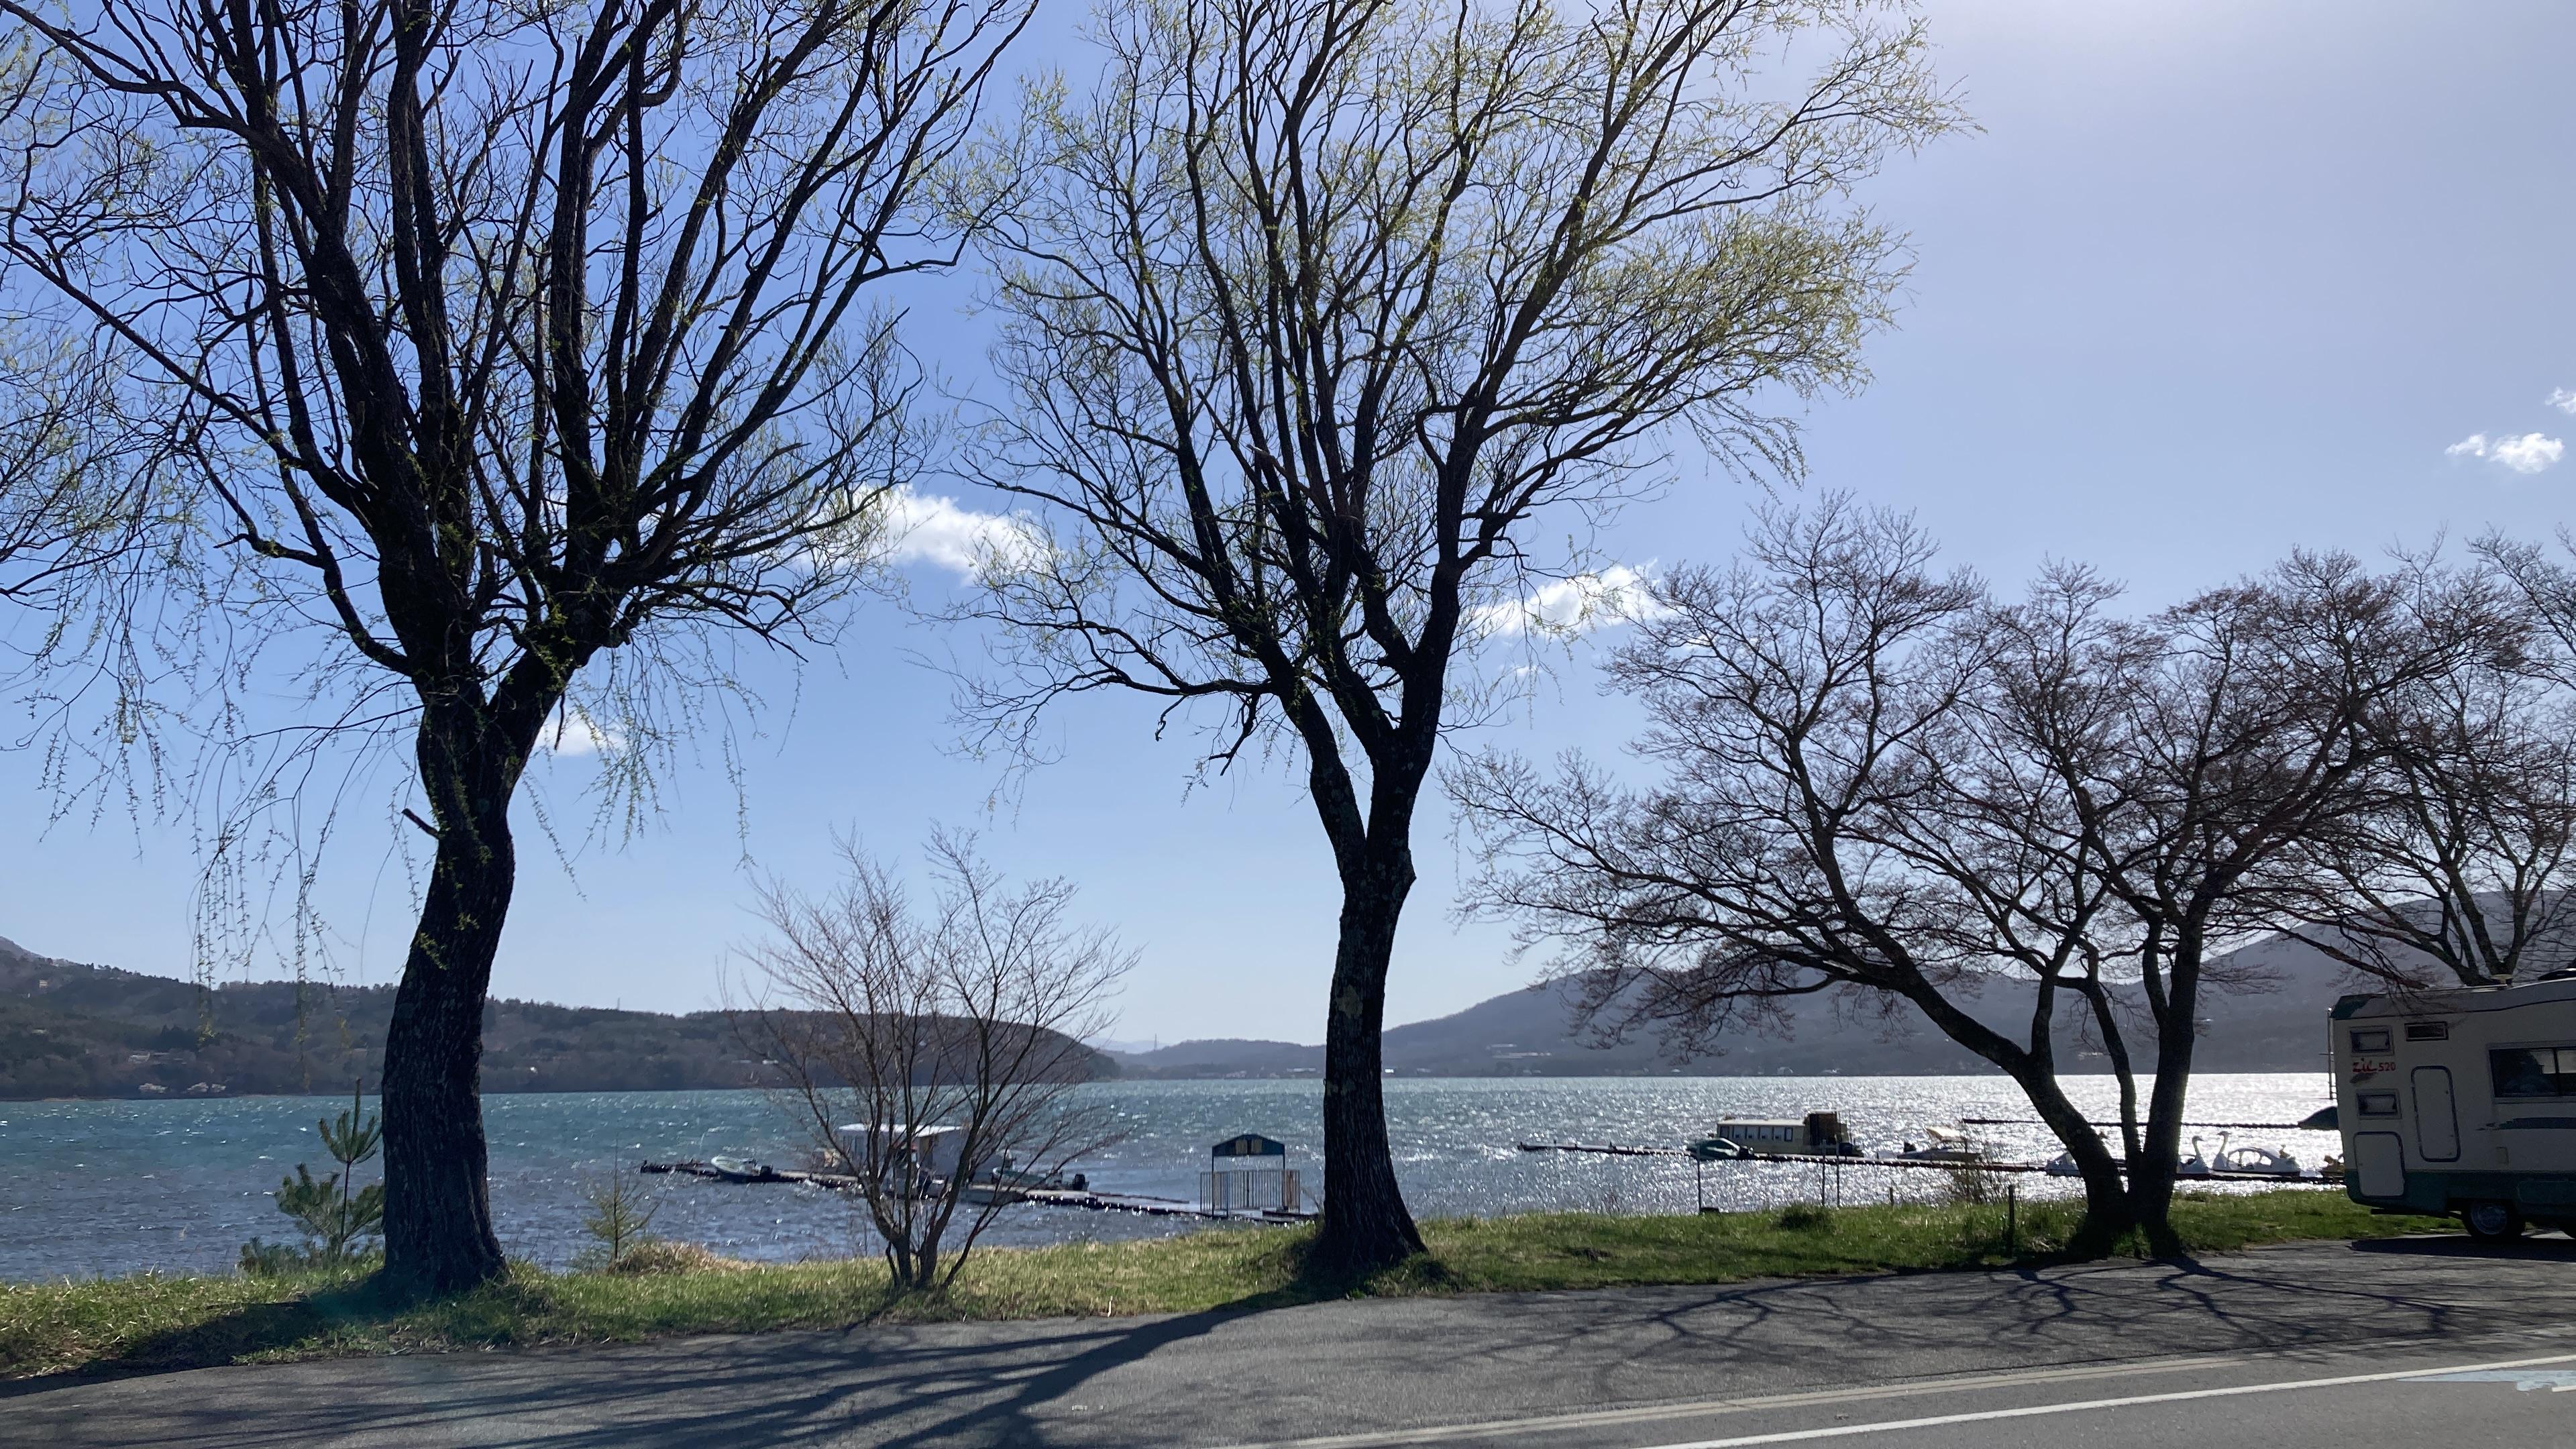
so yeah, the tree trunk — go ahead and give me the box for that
[1900,984,2134,1254]
[1311,855,1428,1275]
[2008,1062,2134,1253]
[379,703,525,1296]
[2126,967,2201,1256]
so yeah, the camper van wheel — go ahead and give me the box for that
[2461,1200,2524,1242]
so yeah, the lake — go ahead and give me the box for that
[0,1074,2340,1281]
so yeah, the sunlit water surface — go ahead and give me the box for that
[0,1074,2338,1280]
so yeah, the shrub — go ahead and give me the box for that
[605,1240,749,1276]
[1938,1168,2004,1205]
[1775,1203,1835,1232]
[237,1238,304,1277]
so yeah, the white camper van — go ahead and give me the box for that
[2332,973,2576,1239]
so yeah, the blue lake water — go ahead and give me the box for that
[0,1074,2339,1281]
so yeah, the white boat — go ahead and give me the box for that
[706,1155,781,1183]
[2213,1137,2302,1177]
[2043,1150,2084,1176]
[2178,1136,2214,1177]
[1894,1127,1986,1163]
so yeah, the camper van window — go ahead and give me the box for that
[2491,1047,2576,1099]
[2351,1028,2392,1054]
[2403,1022,2449,1042]
[2357,1091,2400,1117]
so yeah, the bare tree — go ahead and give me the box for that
[1983,549,2485,1237]
[0,0,1030,1291]
[1454,500,2485,1249]
[964,0,1957,1271]
[1452,502,2141,1242]
[2259,556,2576,987]
[740,832,1128,1295]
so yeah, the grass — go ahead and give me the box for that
[1,1190,2456,1382]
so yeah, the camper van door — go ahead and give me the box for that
[2411,1067,2460,1162]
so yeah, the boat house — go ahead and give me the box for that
[1200,1133,1303,1213]
[1714,1112,1856,1155]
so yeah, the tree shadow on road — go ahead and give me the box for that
[2348,1232,2576,1261]
[16,1237,2576,1448]
[3,1271,1381,1449]
[0,1236,1417,1412]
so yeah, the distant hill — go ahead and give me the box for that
[1110,930,2447,1079]
[0,935,1116,1099]
[1109,1038,1328,1078]
[14,910,2529,1095]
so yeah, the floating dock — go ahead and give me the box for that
[638,1161,1313,1222]
[1514,1141,2337,1183]
[1956,1116,2327,1132]
[1022,1187,1313,1222]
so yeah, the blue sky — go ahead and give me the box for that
[5,0,2572,1046]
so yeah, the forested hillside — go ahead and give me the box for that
[2,922,2474,1095]
[0,936,1116,1099]
[1110,931,2406,1079]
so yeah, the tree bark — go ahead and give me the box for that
[1908,985,2134,1252]
[1311,852,1428,1275]
[2007,1061,2134,1252]
[378,700,527,1296]
[2126,966,2200,1256]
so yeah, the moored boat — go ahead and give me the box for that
[2213,1138,2301,1177]
[1892,1126,1986,1163]
[1712,1112,1864,1157]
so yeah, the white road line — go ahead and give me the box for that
[1206,1336,2576,1449]
[1203,1354,2256,1449]
[1622,1350,2576,1449]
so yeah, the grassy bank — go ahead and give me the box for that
[2,1191,2453,1381]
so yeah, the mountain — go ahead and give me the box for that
[1110,932,2417,1079]
[1109,1037,1328,1077]
[0,935,1116,1099]
[8,911,2514,1095]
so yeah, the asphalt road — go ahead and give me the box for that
[12,1235,2576,1448]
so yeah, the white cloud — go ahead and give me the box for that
[2548,388,2576,416]
[1474,564,1665,639]
[2493,433,2566,474]
[539,707,623,757]
[879,486,1045,578]
[2447,431,2565,475]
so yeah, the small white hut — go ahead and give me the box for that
[1200,1133,1302,1212]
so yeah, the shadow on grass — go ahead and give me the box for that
[1249,1233,1459,1307]
[8,1208,2420,1396]
[1,1274,402,1396]
[17,1228,2547,1449]
[3,1236,1446,1395]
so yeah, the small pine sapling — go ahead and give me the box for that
[244,1081,384,1271]
[579,1170,663,1267]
